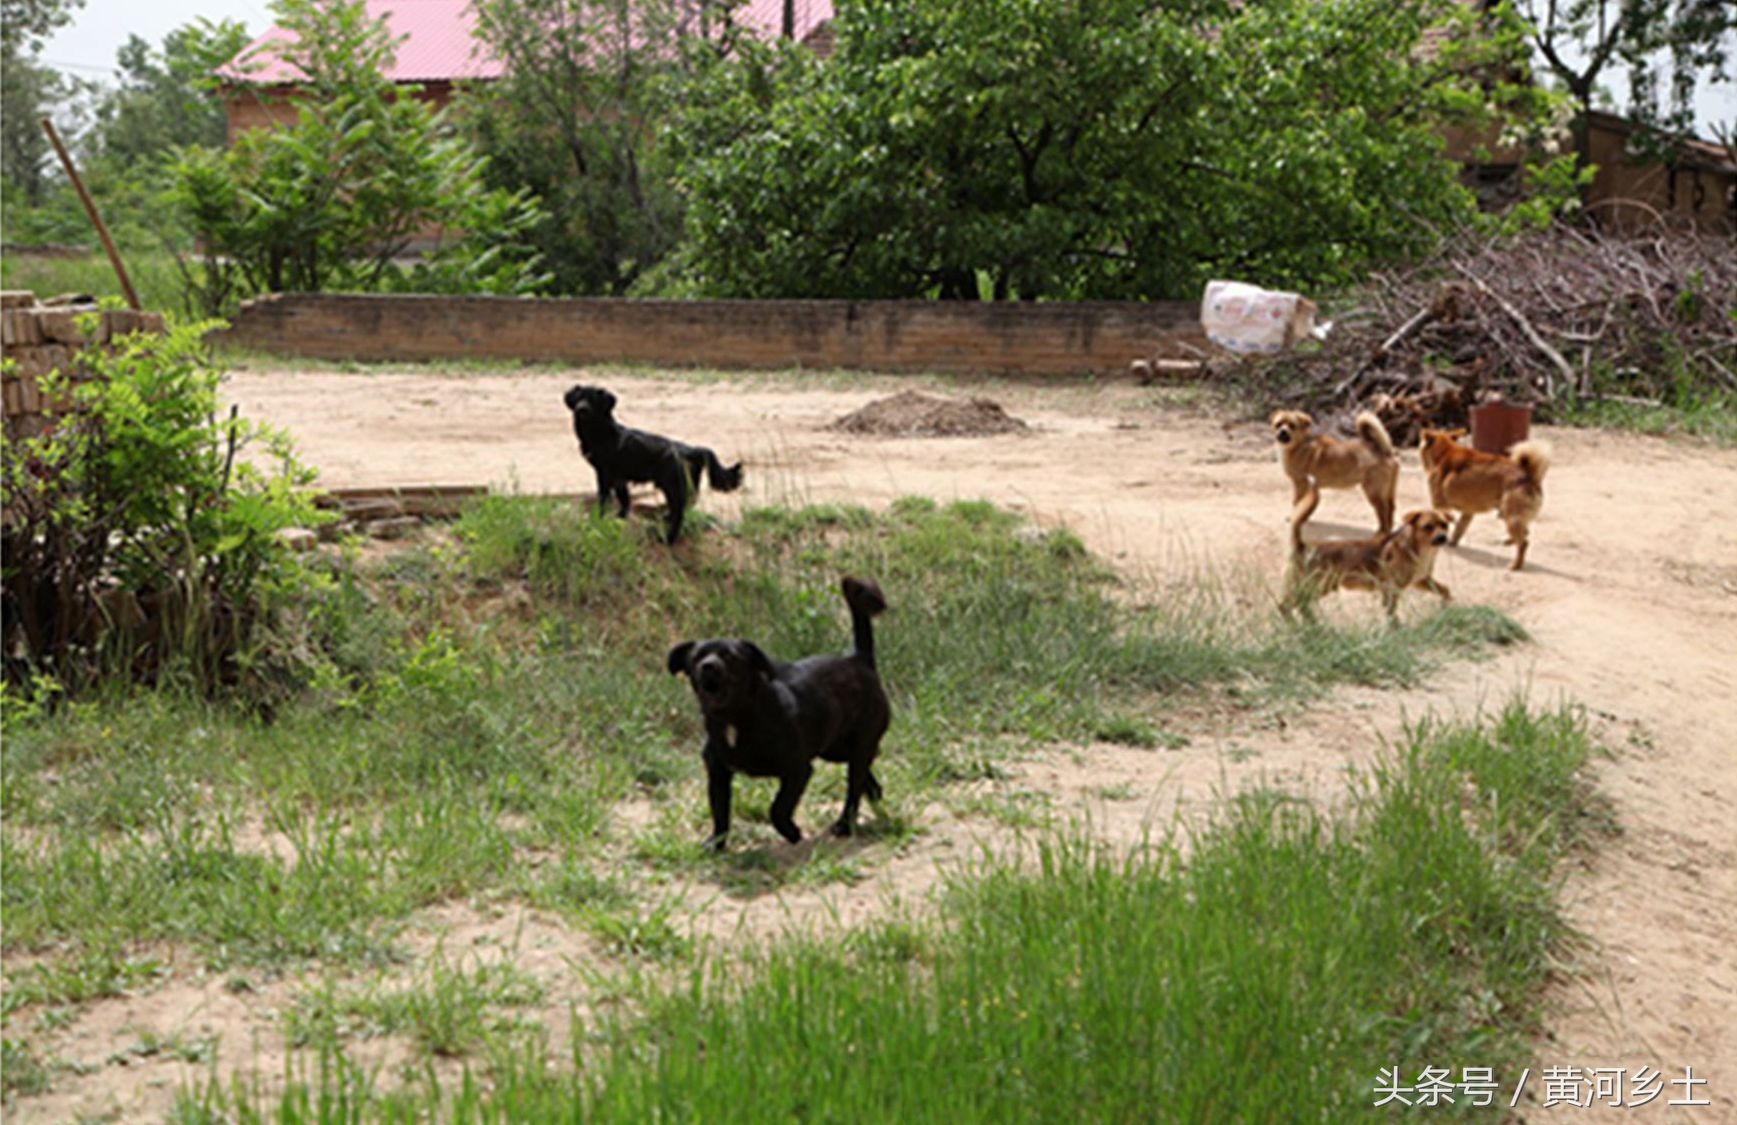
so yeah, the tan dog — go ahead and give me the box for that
[1418,428,1550,571]
[1282,478,1453,619]
[1270,410,1399,532]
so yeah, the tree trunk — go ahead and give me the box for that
[1569,84,1596,214]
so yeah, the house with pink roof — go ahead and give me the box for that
[217,0,836,143]
[219,0,1731,233]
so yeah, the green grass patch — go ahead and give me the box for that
[0,249,191,320]
[1555,389,1737,447]
[285,957,546,1058]
[1,1036,54,1102]
[174,701,1607,1120]
[2,498,1523,1017]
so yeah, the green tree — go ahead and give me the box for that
[168,0,545,310]
[667,0,1562,301]
[89,19,252,168]
[461,0,694,295]
[1,0,84,52]
[1517,0,1735,155]
[0,53,77,207]
[1,0,87,208]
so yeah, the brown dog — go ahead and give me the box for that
[1282,478,1453,619]
[1270,410,1400,532]
[1418,428,1550,571]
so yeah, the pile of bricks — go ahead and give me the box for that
[2,290,165,440]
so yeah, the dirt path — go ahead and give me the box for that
[13,367,1732,1121]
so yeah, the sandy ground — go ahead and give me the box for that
[10,367,1734,1121]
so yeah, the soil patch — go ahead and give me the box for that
[831,391,1028,438]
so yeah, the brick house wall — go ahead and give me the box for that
[223,81,458,145]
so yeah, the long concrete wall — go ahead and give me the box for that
[217,293,1206,377]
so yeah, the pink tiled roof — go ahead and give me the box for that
[735,0,834,43]
[217,0,503,85]
[219,0,836,86]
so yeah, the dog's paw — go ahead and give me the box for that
[703,832,729,853]
[774,821,803,844]
[829,819,854,838]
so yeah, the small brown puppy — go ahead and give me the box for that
[1418,428,1550,571]
[1282,478,1453,620]
[1270,410,1400,533]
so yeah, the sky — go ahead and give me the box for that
[41,0,272,78]
[40,0,1737,136]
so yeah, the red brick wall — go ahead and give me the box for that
[217,294,1206,377]
[224,82,457,144]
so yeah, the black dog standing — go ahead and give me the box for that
[563,385,743,544]
[668,577,890,850]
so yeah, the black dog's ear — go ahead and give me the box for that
[563,385,583,410]
[667,642,695,676]
[743,642,774,679]
[599,388,617,412]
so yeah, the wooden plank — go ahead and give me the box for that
[320,484,488,502]
[311,484,490,520]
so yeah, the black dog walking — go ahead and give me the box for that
[563,385,743,544]
[668,577,890,850]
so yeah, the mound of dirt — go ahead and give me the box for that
[832,391,1029,437]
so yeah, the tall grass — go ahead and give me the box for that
[1556,388,1737,447]
[175,702,1604,1121]
[450,494,1525,786]
[0,250,191,319]
[571,703,1598,1124]
[3,497,1529,1085]
[1,500,1521,970]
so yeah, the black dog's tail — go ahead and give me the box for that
[841,576,887,670]
[704,450,744,493]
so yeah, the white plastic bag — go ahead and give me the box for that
[1200,280,1325,355]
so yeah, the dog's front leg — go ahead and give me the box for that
[593,469,614,518]
[1416,576,1452,601]
[768,761,812,844]
[657,457,689,544]
[702,739,734,851]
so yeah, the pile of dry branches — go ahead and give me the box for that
[1216,226,1737,444]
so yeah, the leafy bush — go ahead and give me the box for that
[167,0,547,314]
[460,0,689,296]
[0,321,326,696]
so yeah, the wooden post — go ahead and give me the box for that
[39,116,142,312]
